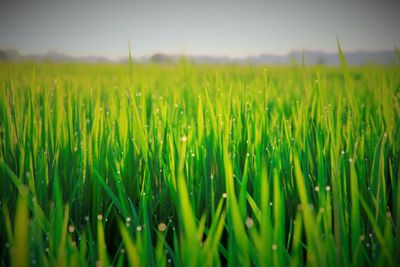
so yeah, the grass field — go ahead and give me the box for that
[0,54,399,266]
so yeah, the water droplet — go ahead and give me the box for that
[158,223,167,232]
[326,186,331,191]
[68,225,75,233]
[245,217,254,228]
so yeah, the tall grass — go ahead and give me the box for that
[0,59,399,266]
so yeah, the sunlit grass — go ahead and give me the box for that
[0,58,399,266]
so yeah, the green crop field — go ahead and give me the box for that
[0,52,399,266]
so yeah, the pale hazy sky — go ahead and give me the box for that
[0,0,399,58]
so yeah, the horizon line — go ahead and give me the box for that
[1,47,398,61]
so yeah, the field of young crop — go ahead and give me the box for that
[0,54,399,266]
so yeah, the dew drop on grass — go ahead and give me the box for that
[181,136,187,142]
[326,186,331,191]
[272,244,277,250]
[158,222,167,232]
[68,225,75,233]
[136,225,142,232]
[245,217,254,228]
[97,214,103,221]
[222,193,228,199]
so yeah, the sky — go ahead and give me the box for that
[0,0,399,59]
